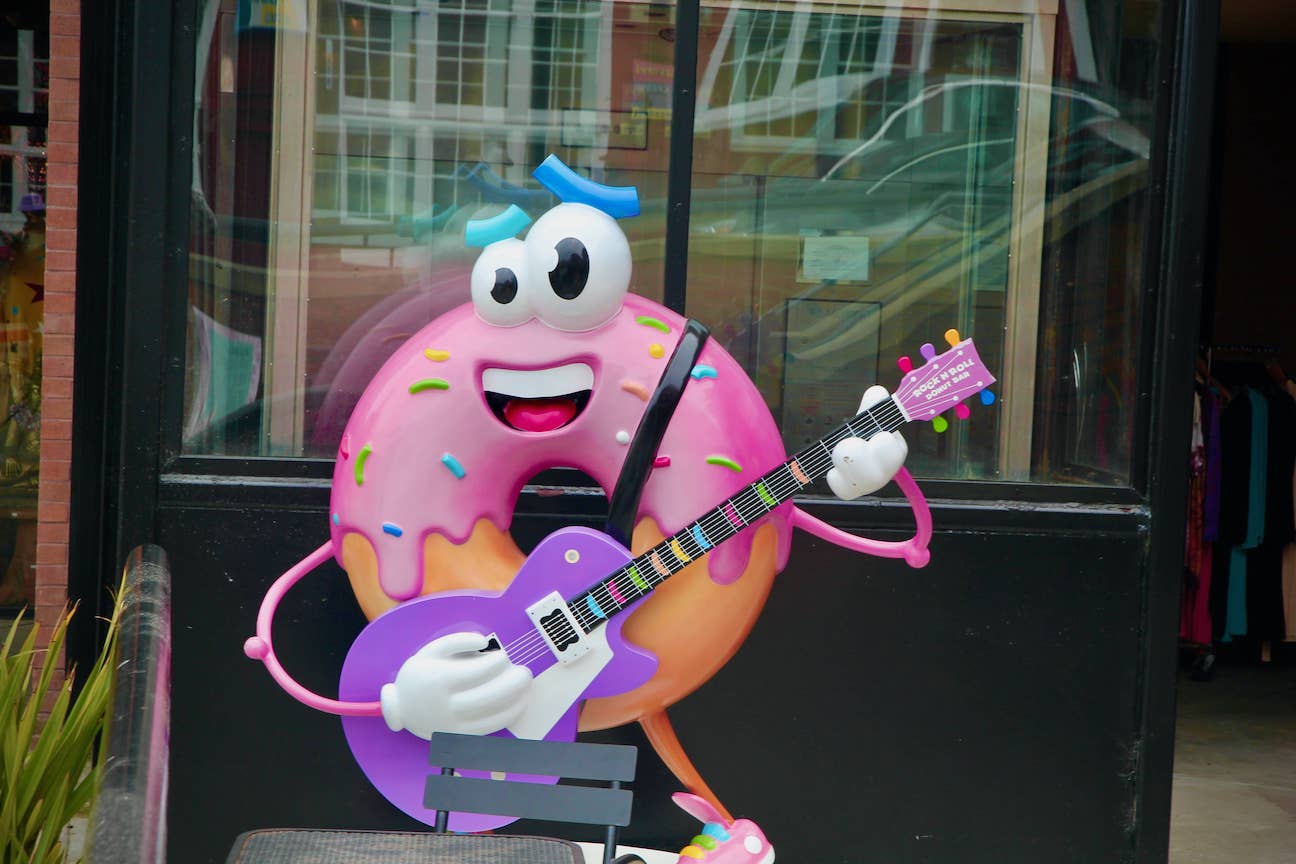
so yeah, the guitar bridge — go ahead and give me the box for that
[526,592,591,664]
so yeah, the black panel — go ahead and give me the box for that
[163,503,1146,864]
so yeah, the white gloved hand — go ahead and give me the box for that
[826,385,908,501]
[380,631,533,740]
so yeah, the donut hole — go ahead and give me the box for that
[509,468,608,552]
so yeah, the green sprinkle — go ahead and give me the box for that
[628,565,649,592]
[705,455,743,473]
[355,444,373,486]
[409,378,450,394]
[635,315,670,334]
[755,482,776,507]
[692,836,718,851]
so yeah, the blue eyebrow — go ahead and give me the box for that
[464,204,533,247]
[532,154,640,219]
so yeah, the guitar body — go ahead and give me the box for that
[338,527,658,830]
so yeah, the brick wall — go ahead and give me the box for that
[34,1,79,681]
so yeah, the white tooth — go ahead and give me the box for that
[482,363,594,399]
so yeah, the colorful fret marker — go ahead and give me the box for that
[355,444,373,486]
[755,482,777,507]
[723,502,744,528]
[706,455,743,473]
[649,552,670,577]
[670,539,691,563]
[789,459,809,484]
[586,595,607,619]
[628,565,650,591]
[607,581,628,604]
[691,524,713,550]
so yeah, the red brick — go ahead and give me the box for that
[44,355,74,378]
[37,522,68,545]
[48,99,79,124]
[42,397,73,421]
[45,206,76,230]
[43,312,75,336]
[46,160,78,185]
[37,544,69,566]
[39,480,70,503]
[46,185,78,209]
[37,502,70,523]
[41,419,73,442]
[50,35,79,59]
[49,77,77,103]
[50,57,81,81]
[44,334,75,356]
[51,0,78,13]
[51,13,80,37]
[43,378,73,400]
[35,583,67,605]
[44,227,75,250]
[38,438,72,461]
[43,270,75,294]
[44,249,77,272]
[41,297,74,320]
[47,123,78,144]
[45,141,78,165]
[41,460,71,483]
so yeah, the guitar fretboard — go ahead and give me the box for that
[566,396,908,633]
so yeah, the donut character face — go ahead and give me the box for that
[328,186,797,727]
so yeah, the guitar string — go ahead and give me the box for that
[501,400,910,663]
[504,400,911,663]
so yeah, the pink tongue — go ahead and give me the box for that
[503,397,578,433]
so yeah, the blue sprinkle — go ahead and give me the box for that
[585,595,607,619]
[980,390,997,406]
[332,513,340,525]
[690,364,718,380]
[702,823,731,842]
[382,522,403,537]
[9,307,17,316]
[441,453,466,478]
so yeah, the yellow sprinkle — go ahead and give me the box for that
[424,348,450,361]
[649,343,665,359]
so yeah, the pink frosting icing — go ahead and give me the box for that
[329,294,795,601]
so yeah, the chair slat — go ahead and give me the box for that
[424,775,634,827]
[427,733,637,782]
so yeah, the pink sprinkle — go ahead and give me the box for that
[653,456,671,468]
[339,435,351,459]
[724,503,744,528]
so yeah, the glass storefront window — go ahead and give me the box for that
[0,19,47,609]
[184,0,1160,488]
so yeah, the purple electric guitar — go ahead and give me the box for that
[336,331,994,829]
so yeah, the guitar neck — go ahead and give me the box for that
[567,397,909,632]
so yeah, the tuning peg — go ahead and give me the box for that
[980,390,996,406]
[954,403,971,420]
[931,416,949,433]
[944,328,961,347]
[897,355,914,373]
[919,342,937,362]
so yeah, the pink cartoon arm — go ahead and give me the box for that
[790,467,932,568]
[243,541,383,717]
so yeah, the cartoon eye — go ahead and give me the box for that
[525,202,631,332]
[470,238,533,327]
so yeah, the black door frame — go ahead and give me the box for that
[71,1,1219,860]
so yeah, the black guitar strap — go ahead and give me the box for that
[604,318,710,548]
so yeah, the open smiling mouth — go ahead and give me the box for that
[482,362,594,433]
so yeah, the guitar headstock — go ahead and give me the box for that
[892,329,997,431]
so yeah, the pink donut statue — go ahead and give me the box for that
[245,156,996,840]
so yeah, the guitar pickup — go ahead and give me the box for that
[525,592,592,665]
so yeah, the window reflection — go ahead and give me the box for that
[184,0,1160,487]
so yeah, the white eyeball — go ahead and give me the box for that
[523,202,631,332]
[470,238,533,327]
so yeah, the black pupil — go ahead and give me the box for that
[549,237,590,300]
[491,268,518,304]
